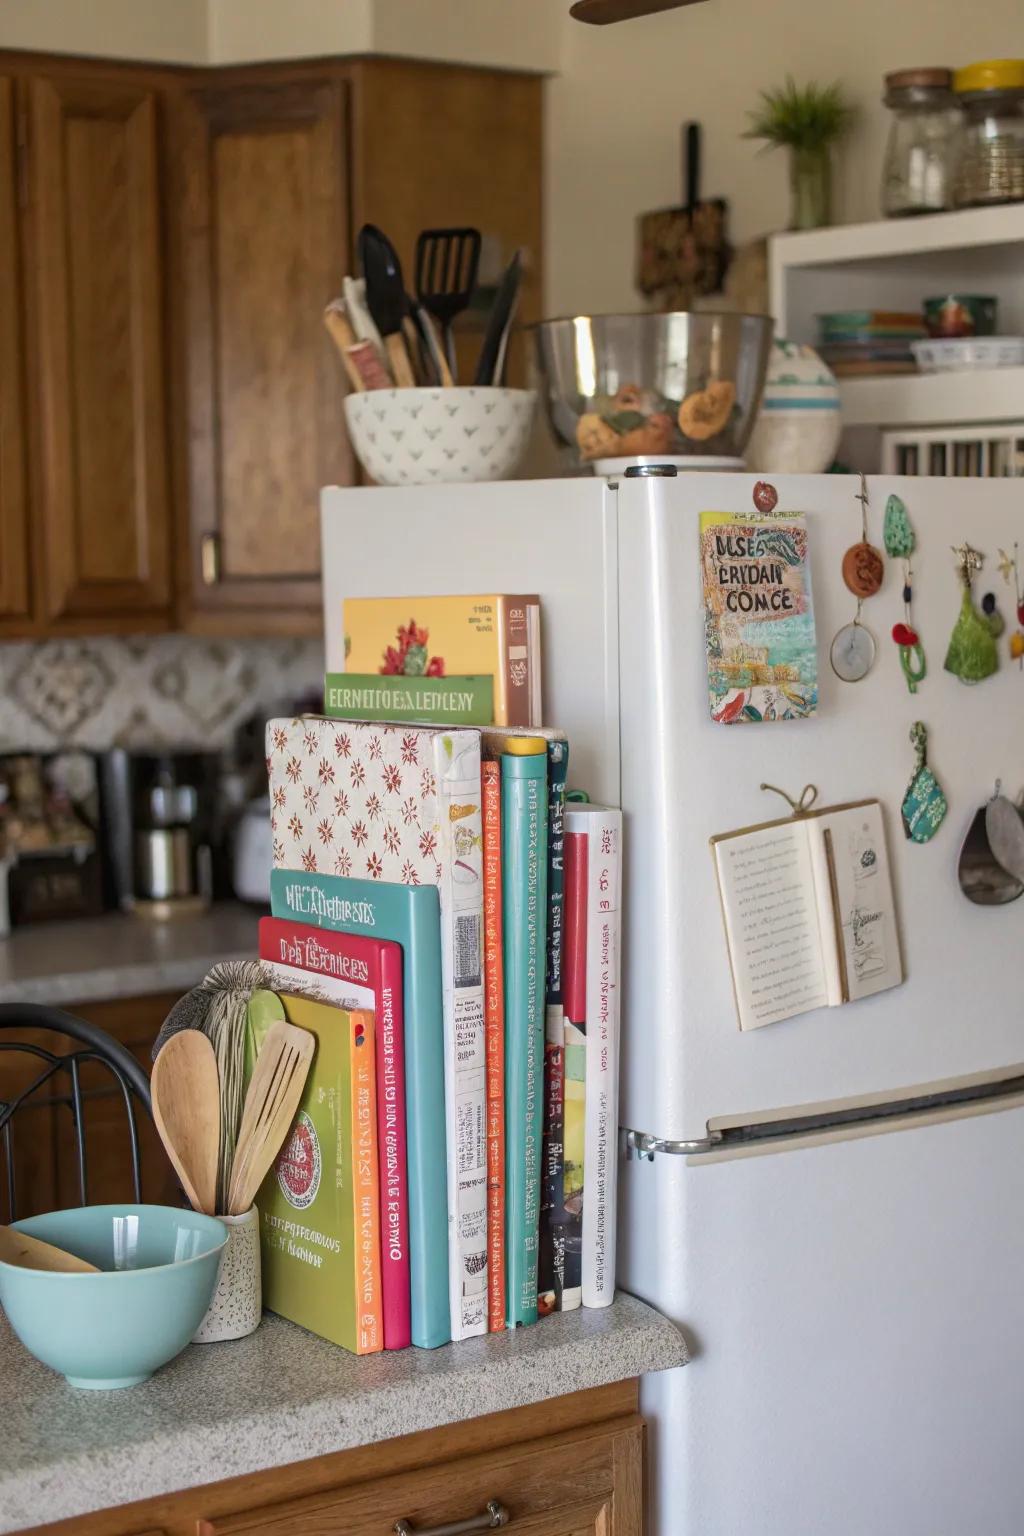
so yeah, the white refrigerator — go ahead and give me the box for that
[323,472,1024,1536]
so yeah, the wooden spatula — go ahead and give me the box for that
[0,1225,99,1273]
[151,1029,220,1217]
[226,1021,315,1217]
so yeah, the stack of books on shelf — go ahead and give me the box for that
[256,594,622,1353]
[816,310,924,377]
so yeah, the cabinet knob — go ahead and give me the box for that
[393,1498,510,1536]
[200,532,221,585]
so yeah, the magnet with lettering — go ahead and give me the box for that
[700,512,817,722]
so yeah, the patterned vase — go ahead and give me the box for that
[192,1205,262,1343]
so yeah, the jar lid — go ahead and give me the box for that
[954,59,1024,95]
[885,67,953,91]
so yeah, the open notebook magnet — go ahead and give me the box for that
[710,796,904,1032]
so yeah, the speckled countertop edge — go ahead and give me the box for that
[0,1293,687,1532]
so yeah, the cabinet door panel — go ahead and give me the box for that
[0,74,29,619]
[180,82,352,622]
[197,1420,642,1536]
[28,75,170,622]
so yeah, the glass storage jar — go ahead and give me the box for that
[954,59,1024,207]
[881,68,959,216]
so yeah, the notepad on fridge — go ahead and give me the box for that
[711,799,902,1032]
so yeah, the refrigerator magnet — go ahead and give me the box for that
[884,494,926,694]
[700,511,818,723]
[901,722,948,844]
[945,543,999,684]
[997,545,1024,666]
[832,475,883,685]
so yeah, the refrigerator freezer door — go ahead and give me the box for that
[320,479,621,807]
[617,472,1024,1141]
[620,1098,1024,1536]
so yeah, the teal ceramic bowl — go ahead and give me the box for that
[0,1205,227,1389]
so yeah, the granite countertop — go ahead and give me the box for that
[0,1293,687,1532]
[0,902,261,1007]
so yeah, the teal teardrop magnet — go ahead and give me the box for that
[901,721,948,844]
[883,494,915,559]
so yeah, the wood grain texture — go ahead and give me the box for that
[150,1030,220,1217]
[176,80,353,625]
[348,59,543,389]
[22,1384,639,1536]
[25,74,171,622]
[0,76,30,621]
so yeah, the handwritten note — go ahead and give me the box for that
[715,822,829,1030]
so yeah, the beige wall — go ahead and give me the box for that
[0,0,561,70]
[545,0,1024,316]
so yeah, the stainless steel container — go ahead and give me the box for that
[134,828,194,901]
[529,310,773,472]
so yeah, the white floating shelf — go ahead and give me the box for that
[772,202,1024,270]
[837,366,1024,428]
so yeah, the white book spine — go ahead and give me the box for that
[435,733,488,1339]
[577,807,622,1309]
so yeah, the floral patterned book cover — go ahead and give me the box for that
[267,716,487,1341]
[699,512,818,723]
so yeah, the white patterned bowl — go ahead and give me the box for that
[343,387,536,486]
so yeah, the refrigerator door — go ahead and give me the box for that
[320,479,621,807]
[619,1098,1024,1536]
[617,472,1024,1141]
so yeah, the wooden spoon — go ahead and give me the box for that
[226,1021,315,1217]
[151,1030,220,1217]
[0,1225,99,1274]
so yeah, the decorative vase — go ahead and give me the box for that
[789,145,833,230]
[744,339,842,474]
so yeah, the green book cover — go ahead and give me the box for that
[325,673,494,725]
[257,995,382,1355]
[501,750,548,1328]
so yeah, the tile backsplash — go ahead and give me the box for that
[0,635,324,754]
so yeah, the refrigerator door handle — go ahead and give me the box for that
[623,1070,1024,1160]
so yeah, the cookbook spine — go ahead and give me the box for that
[561,830,588,1311]
[501,750,548,1328]
[482,760,506,1332]
[538,740,569,1313]
[350,1009,383,1353]
[498,597,532,728]
[577,809,622,1309]
[377,945,411,1349]
[435,732,488,1341]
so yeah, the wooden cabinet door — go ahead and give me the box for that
[178,81,353,631]
[197,1419,643,1536]
[25,74,171,625]
[0,74,30,620]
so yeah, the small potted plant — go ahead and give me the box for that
[745,77,853,230]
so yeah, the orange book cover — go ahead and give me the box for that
[351,1008,383,1353]
[482,759,506,1331]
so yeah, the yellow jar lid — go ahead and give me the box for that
[954,59,1024,94]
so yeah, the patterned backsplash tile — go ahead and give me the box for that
[0,635,324,753]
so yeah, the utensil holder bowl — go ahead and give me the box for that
[192,1205,261,1343]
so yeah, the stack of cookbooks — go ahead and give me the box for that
[256,598,622,1353]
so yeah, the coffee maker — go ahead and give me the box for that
[100,752,217,918]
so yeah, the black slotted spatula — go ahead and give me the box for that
[415,228,482,382]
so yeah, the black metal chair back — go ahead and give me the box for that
[0,1003,153,1222]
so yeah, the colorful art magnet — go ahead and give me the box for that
[883,494,926,694]
[901,721,947,844]
[998,545,1024,666]
[944,543,999,684]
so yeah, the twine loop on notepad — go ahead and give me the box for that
[759,782,819,818]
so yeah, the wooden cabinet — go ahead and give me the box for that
[0,74,30,623]
[25,1384,643,1536]
[0,51,543,641]
[197,1419,641,1536]
[175,80,353,632]
[23,73,172,627]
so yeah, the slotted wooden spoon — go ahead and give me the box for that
[226,1021,315,1217]
[0,1225,99,1273]
[151,1030,220,1217]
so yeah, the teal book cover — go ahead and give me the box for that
[501,751,549,1328]
[270,869,450,1349]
